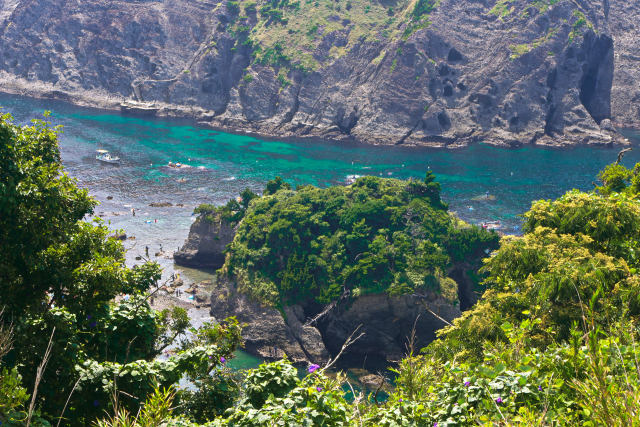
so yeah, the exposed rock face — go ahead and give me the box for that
[318,292,461,363]
[0,0,637,146]
[609,0,640,129]
[173,214,235,268]
[209,276,460,365]
[209,277,331,364]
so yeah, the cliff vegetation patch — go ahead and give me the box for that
[220,173,498,307]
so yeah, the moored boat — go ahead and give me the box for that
[96,149,120,164]
[481,220,501,230]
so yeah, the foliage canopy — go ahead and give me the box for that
[221,172,498,307]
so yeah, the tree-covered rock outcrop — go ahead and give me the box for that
[223,172,496,307]
[198,173,499,363]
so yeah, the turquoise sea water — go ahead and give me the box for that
[2,93,639,238]
[2,92,639,372]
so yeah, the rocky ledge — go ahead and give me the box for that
[173,213,235,269]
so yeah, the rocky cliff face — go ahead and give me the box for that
[0,0,637,146]
[174,213,235,268]
[209,276,460,365]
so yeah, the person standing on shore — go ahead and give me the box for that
[131,208,135,216]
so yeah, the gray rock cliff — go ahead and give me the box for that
[174,212,235,268]
[0,0,637,146]
[209,276,461,365]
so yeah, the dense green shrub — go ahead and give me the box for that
[0,114,243,425]
[221,172,498,307]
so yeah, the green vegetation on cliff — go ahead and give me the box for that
[0,114,242,425]
[222,173,498,307]
[219,0,594,77]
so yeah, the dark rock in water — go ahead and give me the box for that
[106,196,113,200]
[358,373,390,391]
[150,202,173,207]
[174,213,235,269]
[195,290,209,303]
[109,232,127,240]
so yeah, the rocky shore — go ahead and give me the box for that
[0,0,638,148]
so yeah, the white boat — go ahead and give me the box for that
[96,149,120,164]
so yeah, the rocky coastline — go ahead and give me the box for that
[0,72,631,150]
[0,0,638,148]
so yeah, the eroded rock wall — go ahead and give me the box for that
[0,0,637,146]
[174,213,235,268]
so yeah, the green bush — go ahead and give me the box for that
[221,173,497,307]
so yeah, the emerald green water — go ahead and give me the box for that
[2,92,640,374]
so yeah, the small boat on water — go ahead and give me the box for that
[96,149,120,164]
[167,161,191,169]
[345,174,361,185]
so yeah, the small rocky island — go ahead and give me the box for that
[175,174,499,365]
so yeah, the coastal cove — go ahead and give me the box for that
[2,92,640,371]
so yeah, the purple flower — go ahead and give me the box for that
[208,355,212,359]
[464,381,470,387]
[89,321,97,328]
[495,397,503,404]
[399,398,403,402]
[434,423,438,427]
[86,315,92,320]
[316,386,322,392]
[538,385,543,391]
[93,400,100,407]
[220,356,226,363]
[308,364,320,373]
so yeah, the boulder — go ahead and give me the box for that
[195,290,209,303]
[600,118,616,132]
